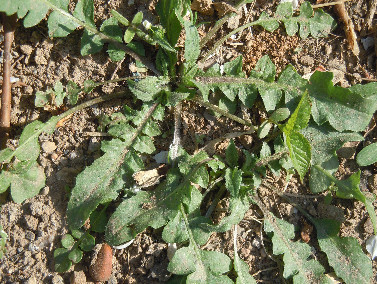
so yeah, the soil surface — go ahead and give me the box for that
[1,0,377,283]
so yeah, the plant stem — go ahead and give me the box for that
[179,204,202,257]
[0,13,17,149]
[194,96,254,128]
[39,0,160,75]
[199,0,250,48]
[58,91,129,119]
[199,19,263,65]
[255,150,289,167]
[205,185,227,218]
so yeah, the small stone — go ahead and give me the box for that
[25,230,36,241]
[51,153,59,161]
[251,237,261,249]
[20,44,33,55]
[51,274,65,284]
[70,271,87,284]
[40,186,50,195]
[364,218,374,234]
[41,141,57,154]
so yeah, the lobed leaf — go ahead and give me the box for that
[309,72,377,132]
[302,122,363,166]
[264,213,326,283]
[313,218,373,283]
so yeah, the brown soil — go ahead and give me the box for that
[1,0,377,283]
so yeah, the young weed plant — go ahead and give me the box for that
[1,0,377,283]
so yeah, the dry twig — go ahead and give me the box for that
[0,13,17,149]
[332,2,360,56]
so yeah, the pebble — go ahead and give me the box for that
[20,44,33,55]
[41,141,57,154]
[251,237,261,249]
[51,274,64,284]
[25,230,36,241]
[70,271,87,284]
[40,186,50,195]
[364,218,374,235]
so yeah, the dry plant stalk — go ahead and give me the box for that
[332,2,360,56]
[0,13,17,148]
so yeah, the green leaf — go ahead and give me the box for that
[61,234,75,248]
[35,91,51,108]
[100,17,125,61]
[250,56,282,111]
[111,10,129,26]
[356,142,377,166]
[234,246,257,284]
[264,213,325,283]
[302,122,363,165]
[318,169,377,234]
[0,160,46,203]
[54,81,66,107]
[73,0,95,27]
[133,136,156,154]
[283,92,311,135]
[162,212,211,245]
[309,9,336,38]
[68,247,83,263]
[210,168,249,232]
[250,55,276,82]
[257,11,279,32]
[257,121,272,139]
[184,21,200,65]
[309,72,377,132]
[223,56,244,77]
[168,246,233,283]
[66,81,80,105]
[79,233,95,251]
[156,0,183,46]
[309,156,338,193]
[128,77,169,102]
[132,11,143,25]
[90,209,108,233]
[124,28,136,43]
[54,248,72,272]
[106,169,182,245]
[48,0,79,37]
[285,131,311,180]
[80,30,104,56]
[226,139,238,168]
[313,218,373,283]
[270,108,290,123]
[67,139,130,230]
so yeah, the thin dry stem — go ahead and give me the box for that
[311,0,352,8]
[0,13,17,149]
[333,2,360,56]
